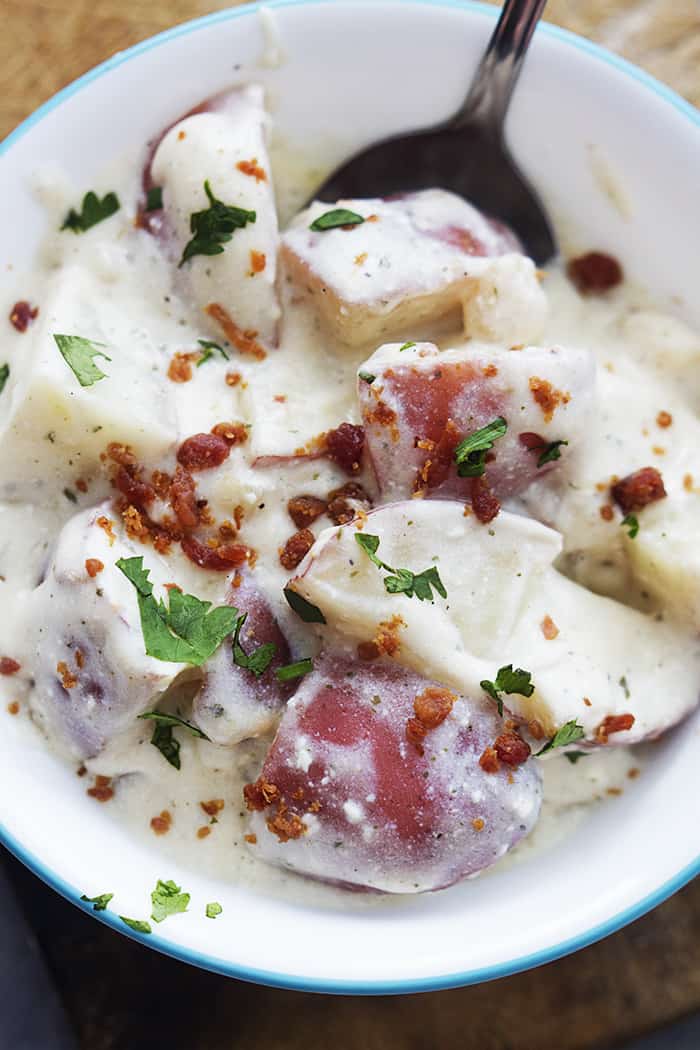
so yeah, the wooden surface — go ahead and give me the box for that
[1,2,699,1048]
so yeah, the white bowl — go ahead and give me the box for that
[1,0,699,993]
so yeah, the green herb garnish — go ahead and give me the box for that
[358,371,375,385]
[139,711,209,771]
[454,417,507,478]
[54,334,111,387]
[117,557,238,665]
[206,902,223,919]
[276,657,313,682]
[309,209,365,232]
[536,719,585,756]
[196,338,229,366]
[145,186,163,212]
[232,612,276,677]
[80,892,113,912]
[619,675,630,699]
[354,533,447,602]
[480,664,535,717]
[63,488,77,503]
[179,181,256,266]
[0,364,9,394]
[537,439,568,467]
[151,879,190,923]
[565,751,589,764]
[621,513,639,539]
[120,916,152,934]
[398,342,416,352]
[61,191,120,233]
[283,587,327,624]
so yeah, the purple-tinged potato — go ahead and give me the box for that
[192,572,296,745]
[243,653,542,894]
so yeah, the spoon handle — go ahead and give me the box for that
[449,0,548,132]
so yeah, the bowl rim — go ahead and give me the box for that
[1,0,699,995]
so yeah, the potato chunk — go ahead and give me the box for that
[151,85,280,348]
[358,340,594,503]
[244,653,542,893]
[286,501,700,745]
[280,190,545,347]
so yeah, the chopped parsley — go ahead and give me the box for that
[537,439,568,468]
[80,892,113,911]
[179,181,256,266]
[145,186,163,212]
[138,712,209,771]
[454,417,507,478]
[354,533,447,602]
[276,657,313,682]
[63,488,77,503]
[619,675,631,699]
[283,586,327,624]
[206,902,223,919]
[565,751,589,764]
[480,664,534,716]
[309,208,364,232]
[358,371,376,384]
[398,341,416,352]
[117,557,238,665]
[151,879,190,923]
[232,612,276,677]
[536,719,585,756]
[61,190,120,233]
[54,334,111,387]
[621,513,639,539]
[0,363,9,394]
[196,338,229,366]
[120,916,152,934]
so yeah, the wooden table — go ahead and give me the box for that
[2,2,699,1047]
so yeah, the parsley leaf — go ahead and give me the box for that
[120,916,151,934]
[621,513,639,539]
[283,587,327,624]
[309,209,365,232]
[151,723,180,769]
[536,719,585,756]
[398,342,416,352]
[54,334,111,387]
[196,338,229,366]
[145,186,163,212]
[61,191,120,233]
[480,664,535,717]
[231,612,277,677]
[63,488,77,503]
[151,878,190,923]
[206,902,223,919]
[565,751,589,764]
[354,533,447,602]
[81,892,113,912]
[358,371,375,384]
[0,363,9,394]
[138,711,208,739]
[276,657,313,682]
[179,181,256,266]
[537,439,569,467]
[117,557,238,665]
[454,417,507,477]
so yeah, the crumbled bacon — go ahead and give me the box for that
[181,534,251,571]
[96,516,116,545]
[279,528,315,571]
[541,615,559,640]
[416,419,462,492]
[121,505,150,542]
[288,495,327,530]
[226,371,242,387]
[406,686,455,753]
[200,798,225,817]
[211,421,248,446]
[595,713,635,743]
[656,411,672,428]
[167,351,197,383]
[244,833,257,844]
[197,826,211,839]
[326,481,371,525]
[243,778,280,811]
[325,422,365,474]
[205,303,266,360]
[75,479,88,493]
[266,804,306,843]
[9,300,38,332]
[479,746,500,774]
[494,731,531,767]
[114,466,156,507]
[357,641,380,661]
[472,817,485,832]
[104,442,136,468]
[150,810,172,835]
[249,250,267,274]
[237,158,267,182]
[87,775,114,802]
[471,475,500,524]
[0,657,20,676]
[373,615,406,658]
[151,470,172,499]
[566,251,623,295]
[57,661,77,689]
[7,701,19,716]
[529,377,570,423]
[611,467,666,514]
[599,504,614,522]
[169,467,199,529]
[177,432,230,471]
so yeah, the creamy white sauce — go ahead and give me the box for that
[1,90,698,903]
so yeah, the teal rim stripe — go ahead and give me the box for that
[1,0,698,995]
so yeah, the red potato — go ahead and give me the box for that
[192,573,296,745]
[244,653,542,894]
[358,341,595,505]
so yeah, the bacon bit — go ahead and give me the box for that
[566,251,623,295]
[612,467,666,514]
[7,701,19,716]
[231,571,243,589]
[494,731,531,767]
[121,505,150,542]
[218,520,238,541]
[104,442,135,467]
[471,475,500,524]
[237,158,267,181]
[472,818,485,832]
[168,351,197,383]
[607,787,623,797]
[529,377,570,423]
[354,252,368,266]
[656,411,672,428]
[205,303,266,360]
[583,697,592,707]
[114,465,156,508]
[76,478,88,493]
[0,657,20,676]
[75,649,85,670]
[279,528,315,571]
[599,504,614,522]
[684,473,694,492]
[327,481,371,525]
[243,778,280,811]
[364,398,399,443]
[308,800,321,813]
[325,422,366,474]
[288,494,327,530]
[479,746,500,774]
[200,799,225,817]
[150,810,172,835]
[651,445,666,456]
[628,767,640,780]
[482,363,499,378]
[181,534,251,572]
[226,371,242,387]
[244,833,257,844]
[96,516,116,545]
[197,826,211,839]
[374,615,406,658]
[405,717,427,751]
[9,300,39,332]
[292,787,305,801]
[528,719,545,741]
[357,641,380,661]
[366,214,379,223]
[415,419,462,492]
[596,713,635,743]
[177,130,186,141]
[57,661,77,690]
[87,775,114,803]
[177,432,230,471]
[462,505,472,517]
[249,249,267,274]
[266,803,306,843]
[150,470,171,499]
[273,394,287,403]
[407,686,455,753]
[233,505,245,530]
[541,615,559,640]
[169,467,199,529]
[76,765,87,777]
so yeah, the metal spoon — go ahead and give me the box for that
[311,0,556,263]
